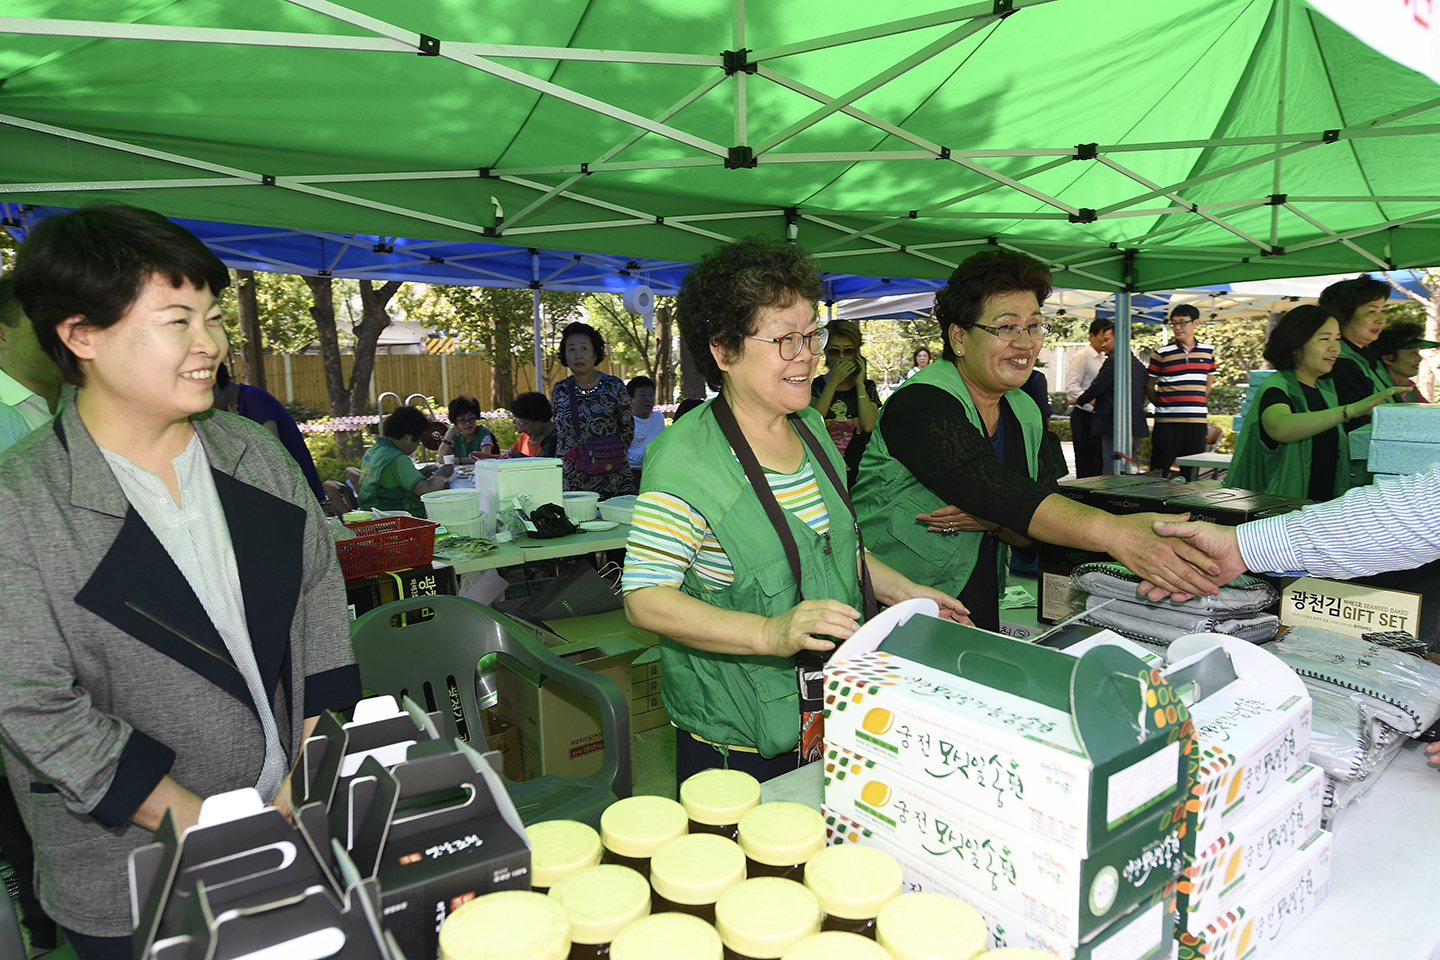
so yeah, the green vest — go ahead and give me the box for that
[453,428,496,459]
[1339,339,1395,395]
[1227,371,1349,501]
[640,401,862,757]
[358,438,424,515]
[851,361,1043,599]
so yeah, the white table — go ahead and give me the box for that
[760,741,1440,960]
[1175,450,1232,481]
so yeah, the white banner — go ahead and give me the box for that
[1305,0,1437,83]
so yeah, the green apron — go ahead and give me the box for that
[1339,340,1396,394]
[640,401,862,757]
[851,361,1043,599]
[1227,370,1349,501]
[358,437,424,515]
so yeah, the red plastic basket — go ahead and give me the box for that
[336,515,439,580]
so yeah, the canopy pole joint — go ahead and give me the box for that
[726,146,757,169]
[1074,142,1099,161]
[1323,129,1340,143]
[722,49,756,75]
[1268,193,1287,205]
[1261,246,1286,257]
[417,35,440,57]
[1069,208,1098,223]
[993,0,1015,15]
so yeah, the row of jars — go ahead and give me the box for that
[438,771,1054,960]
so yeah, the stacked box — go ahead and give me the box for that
[824,808,1173,960]
[1369,403,1440,474]
[630,647,670,732]
[345,561,457,621]
[823,617,1193,947]
[1056,475,1179,514]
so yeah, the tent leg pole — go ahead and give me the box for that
[1113,291,1132,475]
[533,251,544,394]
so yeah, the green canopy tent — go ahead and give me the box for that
[4,0,1440,457]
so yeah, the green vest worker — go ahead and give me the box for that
[1228,306,1403,503]
[851,250,1229,626]
[358,405,454,515]
[620,237,969,790]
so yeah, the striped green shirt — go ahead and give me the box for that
[622,458,834,593]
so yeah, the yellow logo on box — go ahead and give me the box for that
[859,780,892,808]
[862,708,894,735]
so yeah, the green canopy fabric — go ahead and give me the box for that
[3,0,1439,289]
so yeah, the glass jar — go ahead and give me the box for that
[610,912,723,960]
[713,877,822,960]
[648,833,747,924]
[736,802,825,883]
[778,931,893,960]
[601,796,689,882]
[680,769,761,841]
[876,892,988,960]
[439,890,570,960]
[803,844,902,940]
[548,864,651,960]
[528,819,604,894]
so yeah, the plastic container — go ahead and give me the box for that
[681,769,761,841]
[714,877,822,960]
[563,491,601,522]
[737,802,825,883]
[610,912,723,960]
[528,820,604,893]
[649,833,746,923]
[599,494,638,525]
[443,515,495,539]
[876,892,987,960]
[335,515,437,579]
[421,488,482,523]
[439,890,570,960]
[803,845,901,939]
[547,864,651,959]
[477,457,565,516]
[780,931,891,960]
[601,796,689,881]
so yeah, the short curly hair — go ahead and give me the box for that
[509,391,553,422]
[677,236,823,390]
[1263,305,1336,371]
[933,251,1052,363]
[382,405,431,440]
[558,321,606,366]
[1318,274,1389,328]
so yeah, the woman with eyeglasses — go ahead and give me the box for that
[622,236,969,786]
[810,319,880,487]
[437,394,497,463]
[852,250,1223,631]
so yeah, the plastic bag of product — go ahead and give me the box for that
[1268,626,1440,737]
[1303,681,1405,782]
[1080,596,1280,644]
[1071,561,1278,614]
[1323,734,1409,831]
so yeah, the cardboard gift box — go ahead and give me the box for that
[1162,636,1313,858]
[1036,542,1112,624]
[824,615,1193,857]
[824,743,1185,943]
[823,808,1174,960]
[346,561,457,621]
[1175,763,1324,938]
[1176,829,1332,960]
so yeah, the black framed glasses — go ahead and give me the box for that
[825,345,858,359]
[973,321,1052,343]
[748,327,829,360]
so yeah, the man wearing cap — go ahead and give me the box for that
[1368,320,1440,404]
[1146,304,1216,477]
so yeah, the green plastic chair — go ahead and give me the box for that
[349,595,632,828]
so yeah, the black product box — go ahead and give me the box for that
[1036,540,1110,624]
[1161,486,1310,526]
[347,561,457,621]
[1057,475,1177,514]
[338,742,531,960]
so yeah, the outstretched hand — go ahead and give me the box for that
[761,599,859,657]
[1135,519,1247,600]
[1104,512,1222,601]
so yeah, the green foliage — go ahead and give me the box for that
[313,455,363,484]
[1199,316,1269,386]
[304,427,341,461]
[1050,419,1071,442]
[1208,383,1245,415]
[1210,414,1238,455]
[283,399,329,423]
[487,418,518,450]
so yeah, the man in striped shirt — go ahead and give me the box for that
[1146,304,1215,477]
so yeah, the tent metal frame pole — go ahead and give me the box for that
[1097,155,1274,252]
[533,252,544,393]
[1272,0,1291,250]
[1113,290,1131,475]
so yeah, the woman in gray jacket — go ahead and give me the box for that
[2,205,361,958]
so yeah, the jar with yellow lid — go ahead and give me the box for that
[548,863,652,959]
[528,819,604,893]
[680,769,761,841]
[876,892,987,960]
[649,833,747,924]
[601,796,689,881]
[713,876,822,960]
[802,844,902,939]
[780,930,892,960]
[439,890,570,960]
[610,912,723,960]
[736,802,825,883]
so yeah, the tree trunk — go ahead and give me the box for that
[1422,294,1440,401]
[305,275,364,458]
[493,301,515,408]
[350,279,402,416]
[234,270,266,389]
[678,327,707,399]
[654,304,674,403]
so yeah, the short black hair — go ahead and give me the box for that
[1318,274,1390,327]
[509,391,553,422]
[216,361,234,390]
[1370,320,1427,361]
[673,397,705,421]
[382,405,430,440]
[911,346,931,366]
[1088,317,1115,339]
[0,278,23,329]
[12,204,231,387]
[448,395,481,421]
[559,321,606,366]
[626,375,656,397]
[1264,304,1335,370]
[1169,304,1201,321]
[677,236,823,391]
[934,251,1054,363]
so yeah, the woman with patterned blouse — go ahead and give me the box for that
[551,321,636,496]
